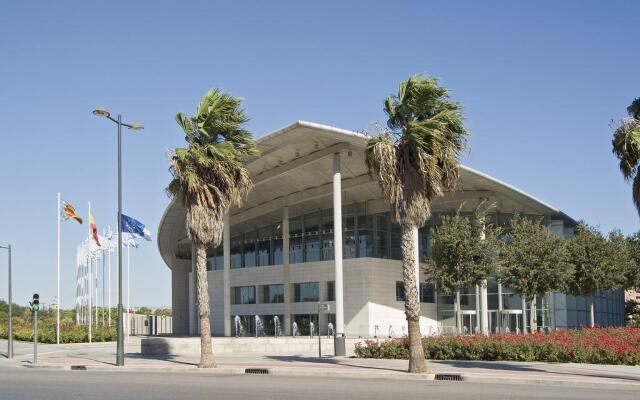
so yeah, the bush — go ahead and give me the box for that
[0,322,116,344]
[354,327,640,365]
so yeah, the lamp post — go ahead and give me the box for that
[0,245,12,359]
[92,108,143,366]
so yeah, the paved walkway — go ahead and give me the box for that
[2,339,639,387]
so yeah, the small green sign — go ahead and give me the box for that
[32,304,39,312]
[318,303,330,312]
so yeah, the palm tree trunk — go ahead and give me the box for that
[589,295,595,328]
[194,243,216,368]
[401,225,427,373]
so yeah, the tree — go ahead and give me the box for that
[625,231,640,290]
[612,97,640,217]
[425,207,500,334]
[566,225,626,327]
[167,89,258,368]
[498,216,572,333]
[365,75,468,373]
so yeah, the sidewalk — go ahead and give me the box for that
[2,339,640,387]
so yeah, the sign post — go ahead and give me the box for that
[317,303,330,359]
[31,293,40,365]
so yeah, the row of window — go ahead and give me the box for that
[232,282,335,305]
[205,207,542,271]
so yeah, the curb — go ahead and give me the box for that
[14,363,640,387]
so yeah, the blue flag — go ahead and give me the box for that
[121,214,152,241]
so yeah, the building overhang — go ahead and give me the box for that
[158,121,576,270]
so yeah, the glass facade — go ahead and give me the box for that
[262,284,284,303]
[294,282,319,302]
[233,286,256,305]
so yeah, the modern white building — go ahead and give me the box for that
[158,121,625,338]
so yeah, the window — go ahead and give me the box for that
[206,245,223,271]
[327,281,335,301]
[357,230,373,257]
[263,284,284,303]
[272,237,283,265]
[294,282,319,302]
[243,231,256,268]
[289,237,304,263]
[420,283,435,303]
[396,281,405,302]
[233,286,255,304]
[257,238,270,266]
[322,235,334,261]
[230,237,243,269]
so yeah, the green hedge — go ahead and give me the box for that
[0,323,116,344]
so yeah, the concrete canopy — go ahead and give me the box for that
[158,120,575,270]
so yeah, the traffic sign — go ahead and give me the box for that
[32,304,40,312]
[318,303,330,313]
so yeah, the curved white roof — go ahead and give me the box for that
[158,121,575,269]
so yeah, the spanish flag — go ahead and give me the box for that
[61,201,83,224]
[89,212,101,247]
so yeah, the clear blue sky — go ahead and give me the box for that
[0,1,638,309]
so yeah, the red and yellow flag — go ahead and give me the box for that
[89,212,100,246]
[61,201,83,224]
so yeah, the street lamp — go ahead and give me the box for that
[0,245,12,359]
[92,108,143,366]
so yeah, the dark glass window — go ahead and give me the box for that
[233,286,255,304]
[230,236,243,269]
[289,237,304,263]
[390,232,402,260]
[395,281,405,302]
[327,281,335,301]
[420,283,435,303]
[358,230,373,257]
[322,235,334,261]
[305,235,320,262]
[257,238,270,266]
[272,237,283,265]
[243,241,256,267]
[263,284,284,303]
[294,282,319,302]
[344,232,356,259]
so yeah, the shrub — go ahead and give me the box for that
[354,327,640,365]
[0,322,116,344]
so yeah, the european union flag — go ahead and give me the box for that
[121,214,152,241]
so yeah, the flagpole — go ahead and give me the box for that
[56,192,61,345]
[88,202,92,343]
[101,244,104,327]
[94,256,98,328]
[127,241,130,339]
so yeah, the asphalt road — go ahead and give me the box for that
[0,365,637,400]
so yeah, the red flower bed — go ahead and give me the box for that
[354,327,640,365]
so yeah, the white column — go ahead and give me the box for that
[497,282,503,333]
[333,153,344,336]
[480,282,489,334]
[223,213,231,336]
[282,206,291,335]
[479,218,489,334]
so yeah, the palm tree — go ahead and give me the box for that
[167,89,258,368]
[365,75,468,373]
[612,97,640,217]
